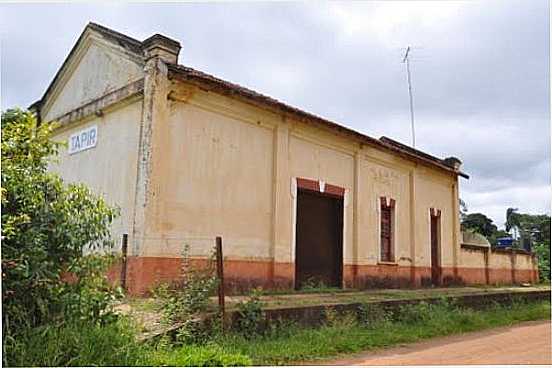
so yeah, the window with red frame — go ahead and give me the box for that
[380,197,395,262]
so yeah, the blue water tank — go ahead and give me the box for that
[496,237,513,248]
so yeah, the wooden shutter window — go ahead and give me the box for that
[380,197,395,262]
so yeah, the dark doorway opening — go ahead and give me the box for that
[430,213,441,286]
[295,189,343,289]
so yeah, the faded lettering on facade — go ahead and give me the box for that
[68,125,97,155]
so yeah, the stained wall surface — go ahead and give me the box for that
[139,97,275,260]
[42,37,144,122]
[49,101,142,251]
[137,83,468,291]
[43,41,538,294]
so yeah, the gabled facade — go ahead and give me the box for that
[33,23,538,295]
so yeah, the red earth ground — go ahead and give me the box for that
[324,320,552,365]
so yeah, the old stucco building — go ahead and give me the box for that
[32,23,538,294]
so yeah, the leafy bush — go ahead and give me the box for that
[1,109,121,364]
[533,242,551,282]
[235,287,265,336]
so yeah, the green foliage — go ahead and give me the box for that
[461,213,498,238]
[156,244,220,345]
[60,254,124,324]
[1,109,120,356]
[461,206,550,261]
[235,287,265,336]
[175,316,219,345]
[505,208,550,248]
[506,207,520,233]
[158,244,219,324]
[151,343,252,367]
[503,209,550,279]
[459,198,468,221]
[533,242,551,282]
[3,318,148,367]
[396,301,434,323]
[356,303,391,327]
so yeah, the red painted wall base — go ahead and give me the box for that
[107,257,538,296]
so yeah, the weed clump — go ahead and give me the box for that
[4,318,148,367]
[357,303,391,327]
[157,244,219,324]
[153,244,221,344]
[235,287,266,337]
[150,343,252,367]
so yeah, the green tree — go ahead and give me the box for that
[505,207,521,239]
[533,242,551,282]
[459,198,468,222]
[461,213,498,238]
[1,109,120,345]
[514,212,550,280]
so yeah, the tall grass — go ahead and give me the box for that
[4,318,148,367]
[4,317,251,367]
[215,299,551,365]
[5,299,549,366]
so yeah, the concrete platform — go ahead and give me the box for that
[119,284,550,340]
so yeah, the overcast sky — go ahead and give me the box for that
[1,1,549,228]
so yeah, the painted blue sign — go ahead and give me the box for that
[68,125,97,155]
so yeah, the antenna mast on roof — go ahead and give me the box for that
[402,46,416,148]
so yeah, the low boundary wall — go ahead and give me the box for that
[227,288,551,328]
[458,244,539,285]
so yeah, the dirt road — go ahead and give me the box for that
[325,320,552,365]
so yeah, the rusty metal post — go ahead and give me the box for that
[216,236,225,325]
[120,233,128,290]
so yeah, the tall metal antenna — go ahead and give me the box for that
[402,46,416,148]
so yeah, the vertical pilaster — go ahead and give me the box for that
[271,119,292,287]
[452,181,460,278]
[409,170,417,286]
[132,56,170,257]
[352,150,361,286]
[510,249,517,284]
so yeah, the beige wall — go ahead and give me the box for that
[146,81,462,273]
[138,98,276,259]
[288,132,355,264]
[414,170,457,268]
[45,70,464,276]
[515,252,533,269]
[43,36,144,122]
[49,100,142,250]
[460,248,487,269]
[459,247,534,272]
[356,157,412,266]
[489,251,513,269]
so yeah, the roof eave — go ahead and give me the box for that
[167,64,469,180]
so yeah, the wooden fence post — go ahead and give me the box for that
[121,233,128,290]
[216,236,225,327]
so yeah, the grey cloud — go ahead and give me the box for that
[0,1,549,226]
